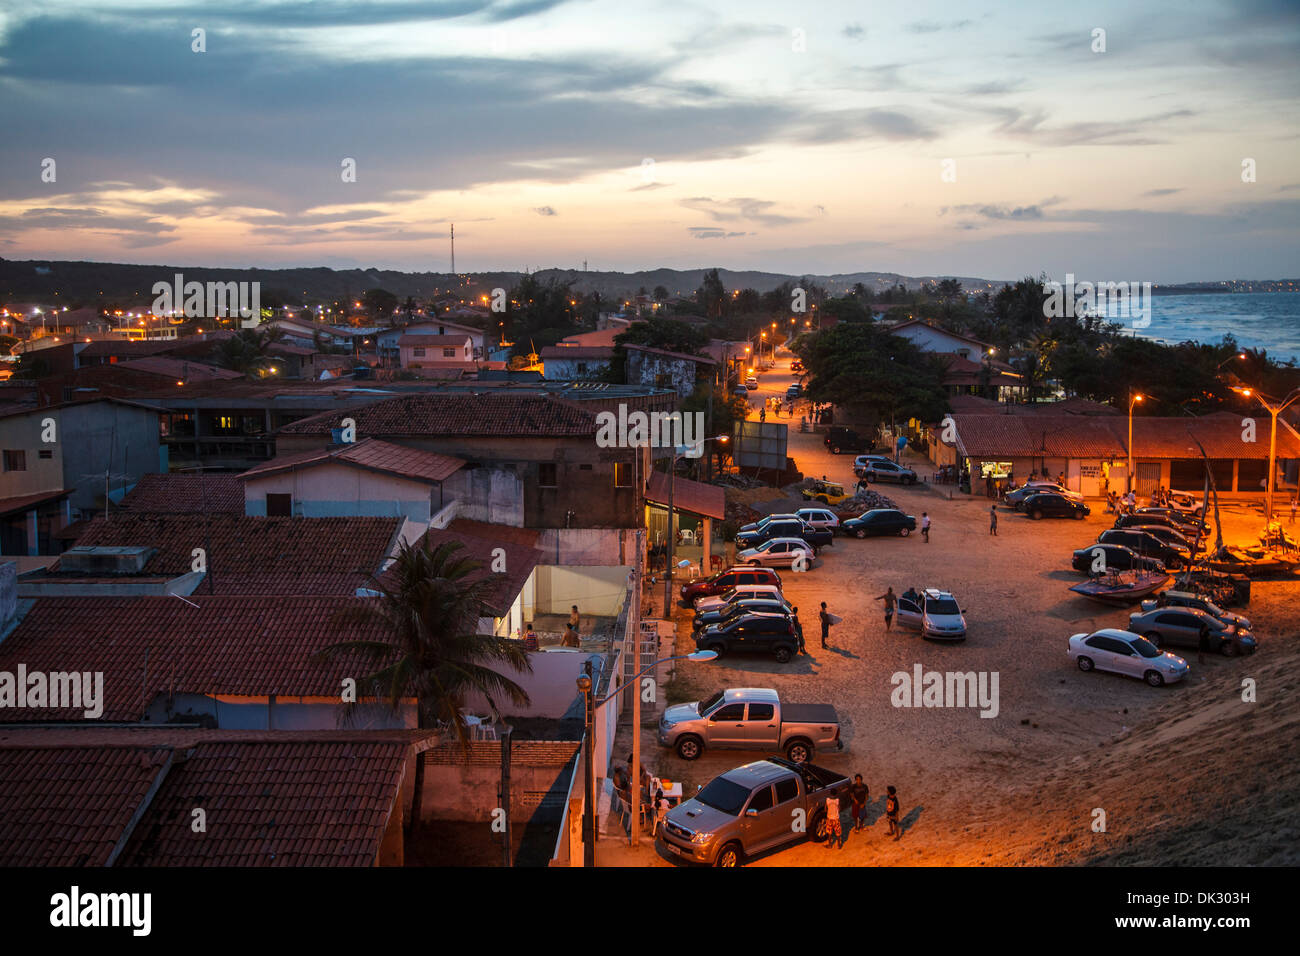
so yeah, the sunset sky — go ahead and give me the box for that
[1,0,1297,281]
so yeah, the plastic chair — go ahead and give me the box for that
[679,528,695,544]
[709,554,724,571]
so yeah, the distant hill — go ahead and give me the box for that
[0,258,1012,308]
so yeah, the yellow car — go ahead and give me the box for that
[801,481,851,506]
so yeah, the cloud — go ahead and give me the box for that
[533,206,558,216]
[906,19,972,34]
[679,197,808,227]
[940,196,1067,223]
[843,24,865,40]
[1142,188,1183,197]
[689,227,748,239]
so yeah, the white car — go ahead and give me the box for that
[795,507,839,532]
[736,537,816,570]
[852,454,892,476]
[693,583,784,614]
[896,588,967,641]
[1068,628,1189,686]
[733,384,749,398]
[745,375,758,390]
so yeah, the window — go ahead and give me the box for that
[577,363,587,374]
[413,347,426,357]
[3,450,25,472]
[747,786,774,813]
[442,348,456,358]
[654,373,673,388]
[613,461,631,487]
[711,704,746,722]
[265,493,292,517]
[774,778,799,804]
[538,463,558,487]
[748,703,775,721]
[38,449,53,460]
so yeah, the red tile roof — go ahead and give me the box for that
[0,488,73,518]
[118,357,243,381]
[118,739,409,866]
[396,526,544,617]
[66,515,401,594]
[119,474,245,514]
[0,745,170,865]
[0,596,398,721]
[624,343,717,364]
[645,470,726,520]
[239,437,465,483]
[277,393,600,437]
[445,518,541,549]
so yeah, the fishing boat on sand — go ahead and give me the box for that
[1201,546,1299,578]
[1069,569,1171,605]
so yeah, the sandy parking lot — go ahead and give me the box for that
[602,353,1299,867]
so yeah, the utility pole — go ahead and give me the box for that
[450,224,455,275]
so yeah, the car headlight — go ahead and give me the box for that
[690,830,713,845]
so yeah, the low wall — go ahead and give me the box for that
[420,740,581,823]
[459,650,598,719]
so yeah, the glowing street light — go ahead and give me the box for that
[1127,391,1144,493]
[1231,385,1300,520]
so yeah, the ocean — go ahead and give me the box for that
[1101,293,1300,365]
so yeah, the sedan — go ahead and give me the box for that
[861,460,918,485]
[1068,628,1189,686]
[1152,590,1250,631]
[795,508,840,532]
[1117,511,1208,536]
[841,509,916,538]
[1128,607,1256,657]
[1071,543,1167,575]
[738,513,799,535]
[1123,523,1197,554]
[896,588,967,641]
[693,583,784,614]
[1022,492,1090,520]
[693,597,797,632]
[1097,529,1187,568]
[1006,482,1083,507]
[736,537,816,570]
[1133,507,1209,534]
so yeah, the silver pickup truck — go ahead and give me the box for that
[657,758,852,867]
[658,687,842,763]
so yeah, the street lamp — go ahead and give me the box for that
[1231,386,1300,521]
[577,649,718,866]
[1215,352,1247,373]
[664,436,729,620]
[1127,391,1144,494]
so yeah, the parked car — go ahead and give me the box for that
[860,459,918,485]
[736,537,817,570]
[841,508,916,538]
[852,454,893,476]
[1128,606,1256,656]
[1122,523,1197,554]
[695,613,804,662]
[790,358,803,372]
[656,758,851,866]
[1067,628,1189,686]
[680,566,782,606]
[1071,543,1167,575]
[1133,507,1209,534]
[1152,590,1250,631]
[745,375,758,390]
[1164,491,1206,514]
[737,513,799,535]
[795,507,839,532]
[800,480,851,507]
[733,384,749,398]
[735,519,832,552]
[1006,482,1083,507]
[824,426,872,454]
[1022,492,1090,520]
[896,588,968,640]
[693,596,797,633]
[693,583,784,614]
[785,384,801,400]
[658,688,842,762]
[1097,528,1188,568]
[1116,511,1207,537]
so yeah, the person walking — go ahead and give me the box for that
[523,623,539,651]
[759,405,766,424]
[568,604,582,634]
[793,608,807,655]
[1290,496,1297,524]
[921,512,931,543]
[824,791,842,849]
[989,505,998,536]
[885,785,901,840]
[849,775,870,832]
[819,602,832,648]
[875,587,896,631]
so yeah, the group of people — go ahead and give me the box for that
[792,602,834,653]
[611,752,674,835]
[1104,489,1139,515]
[514,604,583,650]
[758,396,795,422]
[822,778,903,847]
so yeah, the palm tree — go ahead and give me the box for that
[315,538,532,742]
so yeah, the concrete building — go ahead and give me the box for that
[624,344,716,399]
[398,334,473,369]
[539,346,614,381]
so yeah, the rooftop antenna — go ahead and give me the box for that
[450,223,455,276]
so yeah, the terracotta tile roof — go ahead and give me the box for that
[445,518,541,549]
[624,343,717,364]
[0,488,73,518]
[952,411,1300,460]
[398,526,544,617]
[0,745,172,865]
[118,739,409,866]
[0,596,398,721]
[645,471,726,520]
[118,357,243,381]
[66,514,401,594]
[119,474,245,514]
[78,339,177,359]
[559,328,620,348]
[239,437,465,483]
[277,393,600,437]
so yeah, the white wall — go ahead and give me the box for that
[534,565,631,617]
[243,462,439,522]
[459,650,601,719]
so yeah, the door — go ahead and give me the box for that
[706,702,749,746]
[1136,462,1162,496]
[739,784,783,851]
[1104,638,1144,677]
[1157,612,1200,648]
[896,596,922,630]
[1085,635,1121,675]
[744,702,780,747]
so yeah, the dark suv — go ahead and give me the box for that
[824,427,871,455]
[1097,529,1188,568]
[1022,492,1090,520]
[734,519,833,552]
[695,613,802,663]
[680,566,783,606]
